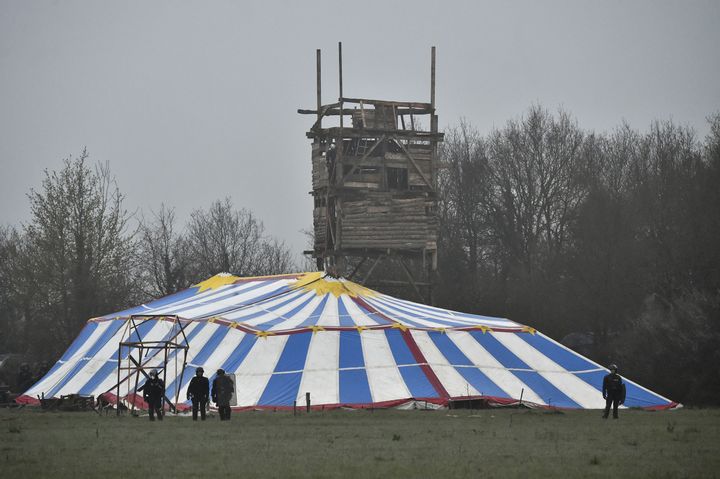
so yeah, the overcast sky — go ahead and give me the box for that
[1,0,719,263]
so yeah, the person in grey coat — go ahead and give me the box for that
[212,368,234,421]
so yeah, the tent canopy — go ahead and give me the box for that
[19,272,678,410]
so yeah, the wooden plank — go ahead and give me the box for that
[299,107,432,116]
[308,128,443,140]
[341,97,432,109]
[344,181,381,189]
[385,151,431,162]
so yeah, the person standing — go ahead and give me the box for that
[139,369,165,421]
[212,369,234,421]
[602,363,626,419]
[187,367,209,421]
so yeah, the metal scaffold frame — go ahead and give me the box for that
[110,315,190,416]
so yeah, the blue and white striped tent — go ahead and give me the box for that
[19,272,677,410]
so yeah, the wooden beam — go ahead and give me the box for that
[397,256,427,303]
[431,46,436,110]
[299,107,432,116]
[338,42,343,130]
[341,97,432,109]
[392,137,433,189]
[308,128,443,140]
[361,255,384,285]
[309,103,341,131]
[347,257,367,280]
[341,135,385,183]
[316,49,322,125]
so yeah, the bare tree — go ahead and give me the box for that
[257,239,296,275]
[632,120,702,297]
[138,204,190,297]
[186,198,295,279]
[438,119,494,286]
[487,105,587,271]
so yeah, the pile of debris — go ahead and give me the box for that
[39,393,96,412]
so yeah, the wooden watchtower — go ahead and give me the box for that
[299,44,443,302]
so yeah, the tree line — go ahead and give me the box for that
[434,105,720,405]
[0,149,294,363]
[1,105,718,405]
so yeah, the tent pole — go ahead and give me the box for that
[116,346,121,416]
[130,347,141,416]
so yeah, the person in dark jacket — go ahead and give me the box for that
[602,364,626,419]
[138,369,165,421]
[187,367,209,421]
[212,369,234,421]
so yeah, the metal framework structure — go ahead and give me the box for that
[299,43,443,303]
[111,315,189,416]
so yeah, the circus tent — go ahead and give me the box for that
[17,272,678,410]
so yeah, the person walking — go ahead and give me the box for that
[139,369,165,421]
[187,367,209,421]
[212,369,234,421]
[602,363,626,419]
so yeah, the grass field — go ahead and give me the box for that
[1,407,719,478]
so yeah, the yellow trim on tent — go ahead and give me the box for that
[194,274,240,292]
[291,271,378,298]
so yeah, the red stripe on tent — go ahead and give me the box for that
[399,328,450,399]
[352,296,450,400]
[14,394,40,405]
[643,401,681,411]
